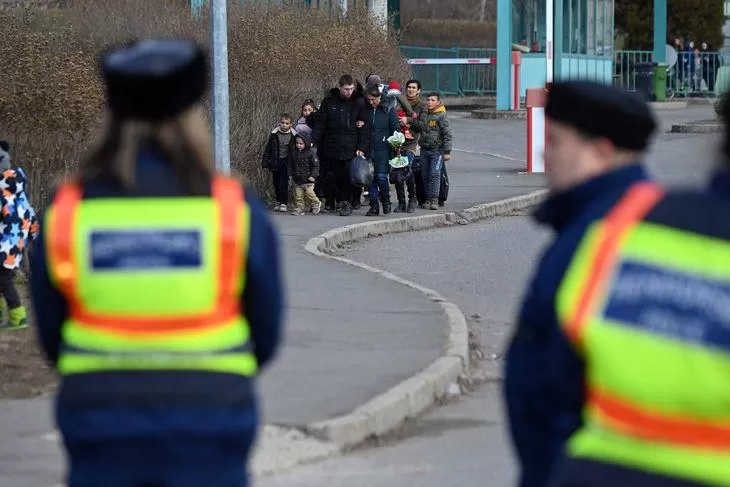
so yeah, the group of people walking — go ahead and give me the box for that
[262,74,453,217]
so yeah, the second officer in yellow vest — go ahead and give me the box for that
[29,38,284,487]
[503,81,659,487]
[548,95,730,486]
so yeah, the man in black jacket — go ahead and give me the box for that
[312,74,371,216]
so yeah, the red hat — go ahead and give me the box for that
[388,81,401,91]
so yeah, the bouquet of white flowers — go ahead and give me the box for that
[387,131,409,168]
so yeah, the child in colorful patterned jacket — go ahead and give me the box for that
[0,141,39,329]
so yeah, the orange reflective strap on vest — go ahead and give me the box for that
[48,176,244,333]
[589,387,730,451]
[563,182,666,346]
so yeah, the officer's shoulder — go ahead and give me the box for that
[648,189,730,238]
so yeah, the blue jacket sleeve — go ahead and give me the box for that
[29,226,68,366]
[389,108,400,137]
[242,190,284,369]
[503,239,585,487]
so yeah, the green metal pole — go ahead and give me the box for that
[653,0,667,62]
[496,0,512,109]
[554,0,563,79]
[388,0,400,30]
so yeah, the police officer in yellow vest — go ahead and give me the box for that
[504,81,663,487]
[546,97,730,486]
[29,38,284,487]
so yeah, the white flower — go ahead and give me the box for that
[387,131,406,148]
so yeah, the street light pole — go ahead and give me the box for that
[211,0,231,174]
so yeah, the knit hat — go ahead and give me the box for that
[546,81,655,151]
[388,81,401,91]
[101,38,208,120]
[365,74,382,86]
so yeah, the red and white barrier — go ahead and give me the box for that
[524,0,553,173]
[407,58,496,65]
[511,51,522,110]
[526,88,548,173]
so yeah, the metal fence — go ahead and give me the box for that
[615,49,723,98]
[400,45,498,96]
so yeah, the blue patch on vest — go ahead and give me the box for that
[603,260,730,351]
[90,229,202,270]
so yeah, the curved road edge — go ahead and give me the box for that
[301,189,548,448]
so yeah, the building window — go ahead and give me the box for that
[561,0,613,56]
[512,0,546,52]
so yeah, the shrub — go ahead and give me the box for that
[1,0,411,207]
[399,19,496,48]
[615,0,723,50]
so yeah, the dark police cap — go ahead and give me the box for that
[101,38,208,120]
[546,81,656,151]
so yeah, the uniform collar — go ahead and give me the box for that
[534,163,650,232]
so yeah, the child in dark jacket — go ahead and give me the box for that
[261,114,295,211]
[288,134,321,216]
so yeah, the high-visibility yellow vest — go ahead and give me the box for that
[44,175,257,405]
[556,182,730,486]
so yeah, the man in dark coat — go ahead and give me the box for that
[311,74,371,216]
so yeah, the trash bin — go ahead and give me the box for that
[635,62,657,101]
[653,63,668,102]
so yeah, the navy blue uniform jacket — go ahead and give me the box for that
[30,151,284,463]
[503,164,651,487]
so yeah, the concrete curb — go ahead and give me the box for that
[670,121,722,133]
[649,101,688,110]
[471,108,527,120]
[302,189,547,448]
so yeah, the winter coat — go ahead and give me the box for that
[311,87,371,161]
[369,102,400,174]
[288,134,320,185]
[261,127,297,170]
[504,164,651,487]
[403,97,426,153]
[384,89,414,118]
[0,167,38,270]
[416,103,453,154]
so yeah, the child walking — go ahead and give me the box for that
[288,134,321,216]
[261,113,296,211]
[0,141,38,329]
